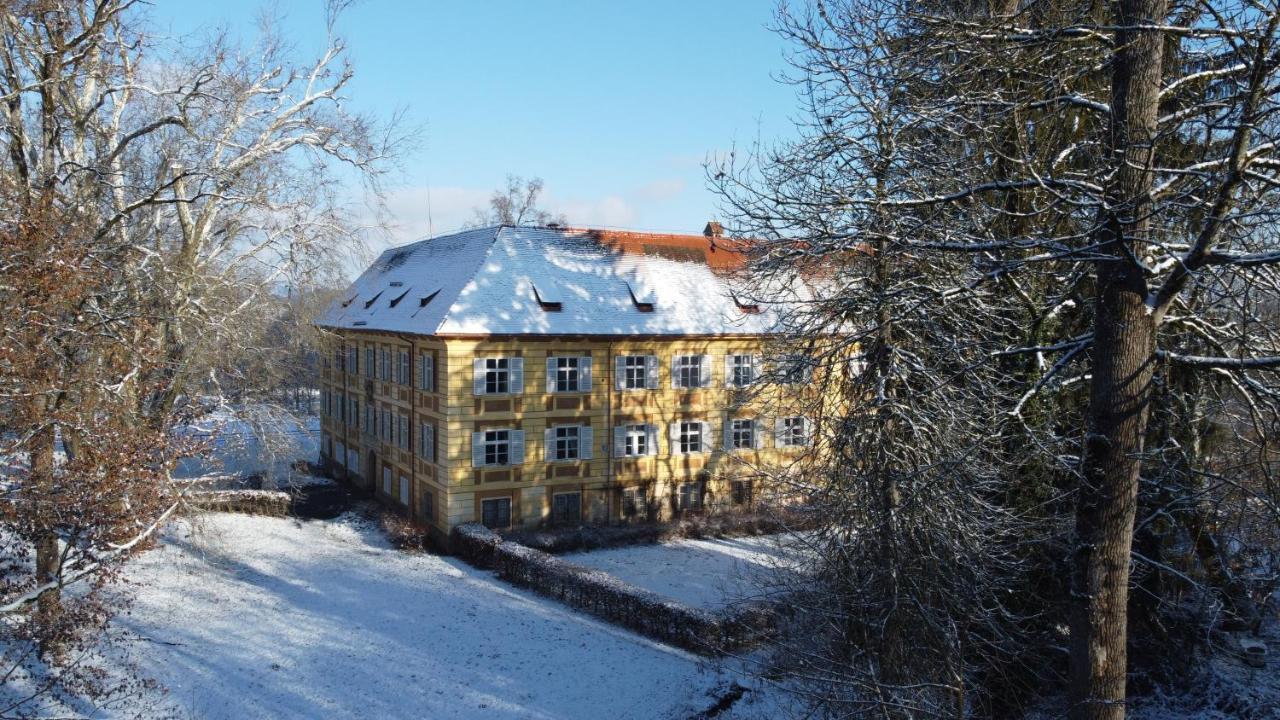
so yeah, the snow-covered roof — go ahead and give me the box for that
[317,225,781,336]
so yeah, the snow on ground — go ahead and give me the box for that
[110,512,772,719]
[561,535,799,609]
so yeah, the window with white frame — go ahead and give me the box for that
[381,466,391,494]
[479,430,510,466]
[617,424,651,457]
[780,354,811,385]
[675,421,705,454]
[548,356,589,393]
[419,354,435,392]
[548,425,583,461]
[727,354,756,387]
[397,351,410,385]
[481,497,512,529]
[379,348,390,381]
[616,354,657,390]
[397,414,408,450]
[622,487,647,518]
[482,358,510,394]
[673,355,709,389]
[399,475,410,505]
[731,479,753,506]
[345,345,357,374]
[365,347,375,378]
[418,422,435,462]
[677,482,704,511]
[552,492,581,525]
[729,419,756,450]
[778,416,811,447]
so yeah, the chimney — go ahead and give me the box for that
[703,221,724,238]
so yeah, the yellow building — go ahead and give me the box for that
[316,224,815,542]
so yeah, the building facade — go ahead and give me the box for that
[316,224,815,541]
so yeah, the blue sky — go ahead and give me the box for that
[152,1,797,250]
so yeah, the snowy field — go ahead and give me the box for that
[104,511,781,719]
[562,535,800,609]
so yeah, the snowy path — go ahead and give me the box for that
[113,513,767,720]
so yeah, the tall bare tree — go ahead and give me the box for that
[468,174,567,227]
[715,0,1280,717]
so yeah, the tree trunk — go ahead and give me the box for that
[30,422,62,641]
[1069,0,1166,717]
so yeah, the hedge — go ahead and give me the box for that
[451,523,771,654]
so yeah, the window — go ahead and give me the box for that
[677,482,704,512]
[346,447,358,474]
[397,414,408,450]
[727,354,757,387]
[365,347,375,378]
[550,425,580,461]
[419,422,435,462]
[382,466,391,495]
[616,355,657,390]
[399,475,410,505]
[780,354,811,385]
[321,390,330,417]
[729,419,756,450]
[731,479,753,507]
[335,440,345,468]
[333,347,343,369]
[348,397,359,428]
[622,487,647,518]
[481,430,510,466]
[547,355,590,393]
[345,345,357,374]
[616,424,651,457]
[419,355,435,392]
[778,416,811,447]
[673,355,709,389]
[364,403,374,435]
[474,357,520,395]
[397,351,410,385]
[481,497,512,529]
[674,421,705,454]
[337,392,346,422]
[379,349,390,381]
[421,489,434,522]
[552,492,581,526]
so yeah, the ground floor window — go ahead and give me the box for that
[420,488,434,523]
[621,486,647,518]
[481,497,512,529]
[399,476,410,506]
[552,492,581,526]
[382,466,391,495]
[677,482,704,512]
[731,479,753,507]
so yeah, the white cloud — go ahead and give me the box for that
[634,177,687,203]
[380,185,491,241]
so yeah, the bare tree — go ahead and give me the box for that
[0,0,397,703]
[715,0,1280,717]
[468,174,567,227]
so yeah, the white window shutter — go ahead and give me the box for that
[579,356,592,389]
[754,419,766,449]
[546,357,558,393]
[645,355,659,389]
[580,425,593,460]
[472,432,485,467]
[775,418,786,444]
[701,421,713,452]
[723,418,733,451]
[724,355,734,387]
[614,426,626,457]
[804,417,813,444]
[510,429,525,464]
[670,356,680,389]
[669,422,681,453]
[700,355,713,387]
[545,428,555,460]
[614,356,626,390]
[646,424,659,456]
[752,355,763,383]
[510,357,524,393]
[473,358,486,395]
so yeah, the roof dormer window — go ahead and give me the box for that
[363,291,383,309]
[626,282,655,313]
[532,283,562,312]
[388,288,410,308]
